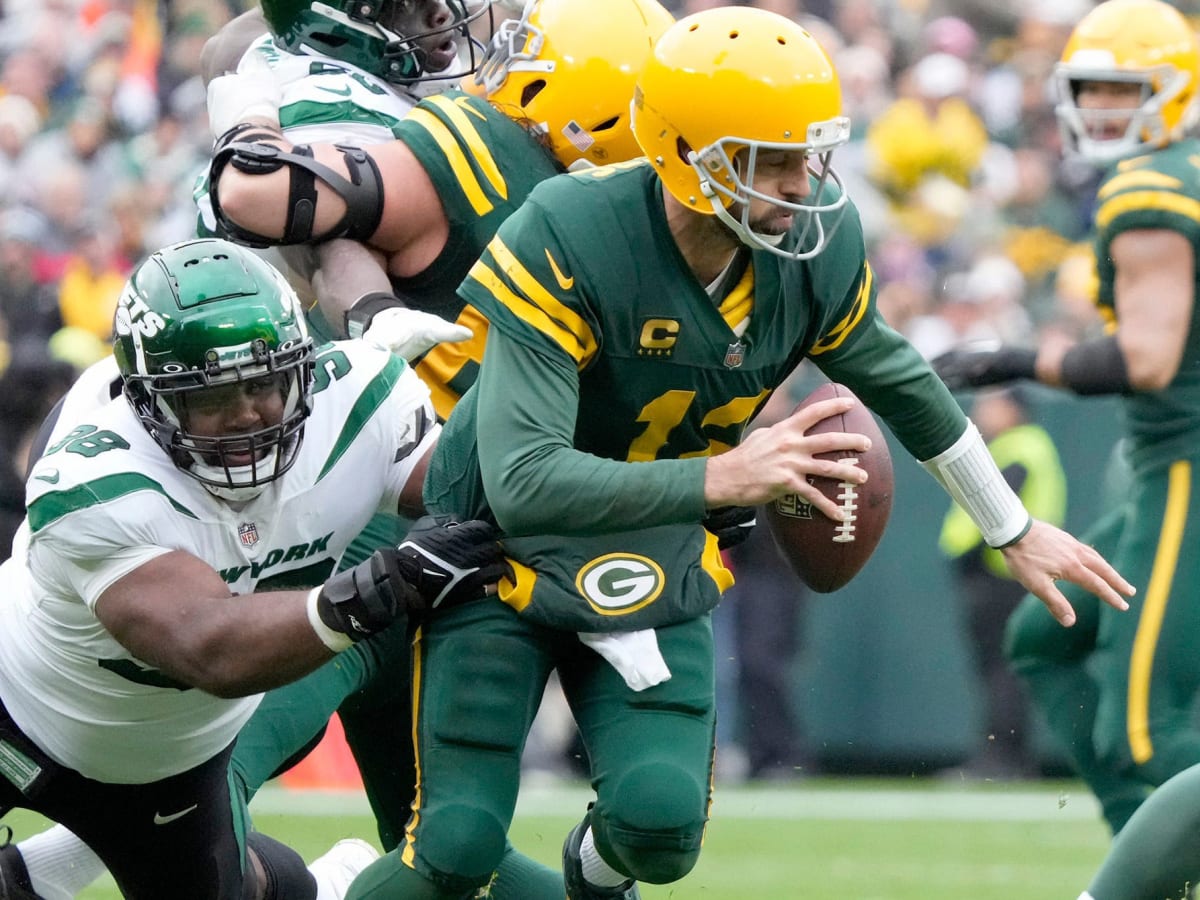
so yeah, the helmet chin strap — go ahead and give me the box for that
[189,450,279,503]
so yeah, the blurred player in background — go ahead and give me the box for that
[932,0,1200,835]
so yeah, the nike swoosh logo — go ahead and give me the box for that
[153,804,198,825]
[34,470,59,484]
[544,249,574,291]
[317,85,352,97]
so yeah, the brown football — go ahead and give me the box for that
[764,382,894,593]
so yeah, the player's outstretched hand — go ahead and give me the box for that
[394,515,509,610]
[1001,519,1135,627]
[931,343,1037,391]
[363,307,472,361]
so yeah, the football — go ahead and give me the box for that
[764,382,894,593]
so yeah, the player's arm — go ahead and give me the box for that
[93,514,497,698]
[1037,228,1192,392]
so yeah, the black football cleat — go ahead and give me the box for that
[562,806,640,900]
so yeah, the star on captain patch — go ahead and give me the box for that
[723,340,746,369]
[238,522,260,549]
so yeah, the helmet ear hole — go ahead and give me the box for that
[674,136,692,166]
[521,80,546,107]
[591,115,620,134]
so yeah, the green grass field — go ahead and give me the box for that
[3,777,1111,899]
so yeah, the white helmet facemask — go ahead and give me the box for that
[692,116,852,260]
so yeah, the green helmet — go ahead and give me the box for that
[112,239,315,501]
[259,0,493,86]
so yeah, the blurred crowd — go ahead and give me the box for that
[0,0,1193,769]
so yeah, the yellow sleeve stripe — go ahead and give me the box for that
[405,98,507,216]
[468,252,597,366]
[1097,170,1183,201]
[809,262,874,356]
[1096,189,1200,231]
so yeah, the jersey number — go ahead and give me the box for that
[627,389,769,461]
[45,425,131,457]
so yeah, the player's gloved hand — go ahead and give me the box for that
[364,307,472,361]
[207,52,282,138]
[345,291,472,361]
[394,515,509,610]
[703,505,757,550]
[930,344,1037,391]
[313,549,419,645]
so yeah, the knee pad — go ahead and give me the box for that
[595,762,708,884]
[410,803,508,888]
[245,831,315,900]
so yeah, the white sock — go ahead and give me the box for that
[19,825,106,900]
[579,827,629,888]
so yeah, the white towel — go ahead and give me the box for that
[578,629,671,691]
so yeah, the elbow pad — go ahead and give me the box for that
[209,129,384,248]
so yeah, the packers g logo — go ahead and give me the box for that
[575,554,665,615]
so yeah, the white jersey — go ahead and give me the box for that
[0,341,437,784]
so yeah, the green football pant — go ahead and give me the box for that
[1086,760,1200,899]
[1006,460,1200,833]
[346,600,716,899]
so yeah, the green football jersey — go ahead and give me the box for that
[391,90,562,418]
[427,161,966,630]
[1092,138,1200,471]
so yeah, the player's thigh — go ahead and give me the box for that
[44,745,250,900]
[410,602,556,852]
[1095,462,1200,699]
[565,614,716,825]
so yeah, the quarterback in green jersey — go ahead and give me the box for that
[340,9,1134,900]
[934,0,1200,844]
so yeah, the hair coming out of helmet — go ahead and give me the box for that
[112,239,316,502]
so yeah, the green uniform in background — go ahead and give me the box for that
[1006,138,1200,833]
[345,161,969,897]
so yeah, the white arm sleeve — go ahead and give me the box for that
[920,421,1032,548]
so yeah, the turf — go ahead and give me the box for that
[2,777,1111,899]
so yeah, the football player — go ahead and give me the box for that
[0,238,504,900]
[932,0,1200,837]
[346,8,1133,899]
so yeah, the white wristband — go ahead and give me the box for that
[305,587,353,653]
[920,421,1032,548]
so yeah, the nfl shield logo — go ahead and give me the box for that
[723,341,746,369]
[238,522,259,548]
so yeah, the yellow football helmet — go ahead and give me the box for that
[1055,0,1200,164]
[472,0,675,169]
[632,7,851,260]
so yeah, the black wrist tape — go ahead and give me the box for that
[1059,335,1131,396]
[345,292,405,340]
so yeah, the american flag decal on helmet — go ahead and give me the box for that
[238,522,260,548]
[562,120,595,153]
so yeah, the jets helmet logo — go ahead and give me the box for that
[575,554,665,615]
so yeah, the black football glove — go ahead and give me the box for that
[315,549,418,642]
[930,345,1037,391]
[703,505,757,550]
[393,515,509,610]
